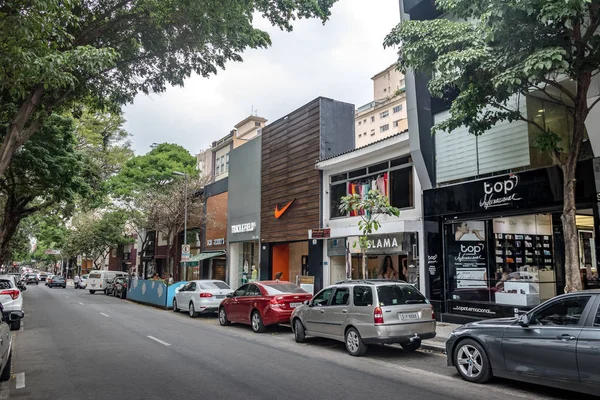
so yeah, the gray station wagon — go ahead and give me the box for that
[290,280,436,356]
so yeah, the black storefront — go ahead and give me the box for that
[424,158,600,324]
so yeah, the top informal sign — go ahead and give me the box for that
[479,174,523,210]
[231,222,256,234]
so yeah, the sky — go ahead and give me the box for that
[123,0,402,156]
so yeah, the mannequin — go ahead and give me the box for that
[251,265,258,282]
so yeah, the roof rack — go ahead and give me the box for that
[333,279,407,285]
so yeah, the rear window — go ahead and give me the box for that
[198,281,231,290]
[376,285,427,306]
[262,283,306,295]
[0,280,12,290]
[89,273,101,279]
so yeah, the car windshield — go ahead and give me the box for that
[262,283,306,295]
[198,281,231,290]
[376,285,427,306]
[82,275,88,279]
[0,280,12,290]
[89,273,101,279]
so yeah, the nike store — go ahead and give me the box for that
[259,97,356,293]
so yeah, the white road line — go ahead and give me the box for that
[15,372,25,389]
[78,302,84,305]
[100,313,110,318]
[65,296,70,299]
[147,335,171,347]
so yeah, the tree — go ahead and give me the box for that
[385,0,600,292]
[339,190,400,280]
[0,0,338,178]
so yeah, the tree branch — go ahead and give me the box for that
[540,79,577,104]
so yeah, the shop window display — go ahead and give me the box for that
[238,242,259,286]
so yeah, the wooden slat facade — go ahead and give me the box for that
[261,99,322,243]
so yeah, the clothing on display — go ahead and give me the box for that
[347,172,389,216]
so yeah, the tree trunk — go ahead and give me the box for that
[562,165,582,293]
[362,250,367,279]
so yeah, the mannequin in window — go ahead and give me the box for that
[378,256,399,280]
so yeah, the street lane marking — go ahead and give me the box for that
[147,335,171,347]
[78,302,84,305]
[65,296,70,299]
[100,313,110,318]
[15,372,25,389]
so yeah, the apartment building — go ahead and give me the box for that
[355,64,408,148]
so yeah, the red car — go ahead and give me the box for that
[219,281,312,333]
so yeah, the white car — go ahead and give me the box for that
[77,274,88,289]
[0,275,23,330]
[173,280,233,317]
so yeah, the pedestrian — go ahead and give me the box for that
[153,273,159,280]
[74,274,80,289]
[168,274,174,285]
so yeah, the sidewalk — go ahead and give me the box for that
[421,322,462,353]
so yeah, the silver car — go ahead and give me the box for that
[291,280,436,356]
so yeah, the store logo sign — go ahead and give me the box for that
[455,243,485,262]
[274,199,295,219]
[480,175,522,210]
[366,237,399,250]
[231,222,256,234]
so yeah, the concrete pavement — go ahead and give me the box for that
[3,285,594,400]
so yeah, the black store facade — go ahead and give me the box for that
[425,159,600,323]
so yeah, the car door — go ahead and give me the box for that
[304,288,334,334]
[185,282,197,309]
[502,295,593,381]
[176,283,189,310]
[238,284,261,323]
[577,295,600,385]
[325,287,350,337]
[229,284,249,322]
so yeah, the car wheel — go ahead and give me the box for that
[189,302,197,318]
[401,340,421,352]
[294,319,306,343]
[0,351,11,382]
[89,290,95,294]
[345,327,367,356]
[251,311,266,333]
[454,339,493,383]
[10,320,20,331]
[173,299,179,313]
[218,307,231,326]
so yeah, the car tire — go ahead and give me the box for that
[294,319,306,343]
[0,351,11,382]
[345,327,367,356]
[10,320,20,331]
[401,340,421,352]
[251,311,266,333]
[453,339,493,383]
[89,290,95,294]
[218,307,231,326]
[173,299,179,313]
[189,302,197,318]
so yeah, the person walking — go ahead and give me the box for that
[74,274,80,289]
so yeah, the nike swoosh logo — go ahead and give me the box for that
[274,199,296,219]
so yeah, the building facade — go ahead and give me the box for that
[355,64,408,148]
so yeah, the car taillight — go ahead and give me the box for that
[0,290,20,300]
[269,297,283,308]
[431,305,435,320]
[199,293,213,298]
[374,306,384,324]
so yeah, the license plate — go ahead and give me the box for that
[399,312,419,320]
[215,295,225,299]
[290,302,302,308]
[91,284,96,287]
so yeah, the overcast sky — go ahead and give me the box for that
[123,0,401,155]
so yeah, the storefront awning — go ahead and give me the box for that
[180,251,225,266]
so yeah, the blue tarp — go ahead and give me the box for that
[127,279,168,308]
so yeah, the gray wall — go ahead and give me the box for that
[228,136,261,242]
[319,98,356,160]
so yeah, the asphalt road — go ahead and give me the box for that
[2,285,596,400]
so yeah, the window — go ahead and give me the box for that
[216,163,220,175]
[312,288,333,306]
[380,124,390,133]
[393,105,402,113]
[330,183,347,218]
[353,286,373,307]
[255,121,261,127]
[189,282,197,291]
[390,167,413,208]
[246,284,261,296]
[262,283,307,294]
[220,155,225,172]
[371,116,375,122]
[393,120,399,128]
[0,280,11,290]
[331,288,350,306]
[594,303,600,327]
[380,110,389,118]
[358,133,362,137]
[371,129,375,136]
[233,284,248,297]
[363,132,367,137]
[198,281,231,290]
[358,121,362,126]
[531,296,591,326]
[363,119,366,123]
[225,153,229,172]
[376,285,427,306]
[384,88,387,93]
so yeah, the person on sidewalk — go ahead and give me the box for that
[168,274,174,285]
[74,274,80,289]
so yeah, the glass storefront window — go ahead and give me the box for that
[238,242,259,287]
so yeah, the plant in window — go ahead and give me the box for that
[339,190,400,280]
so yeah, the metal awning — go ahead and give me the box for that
[180,251,225,266]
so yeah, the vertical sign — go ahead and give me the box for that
[181,244,190,262]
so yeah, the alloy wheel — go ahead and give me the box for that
[189,303,195,317]
[252,313,260,331]
[219,308,226,324]
[457,344,483,379]
[346,330,359,353]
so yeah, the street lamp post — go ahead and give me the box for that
[173,171,188,280]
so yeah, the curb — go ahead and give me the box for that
[421,341,446,354]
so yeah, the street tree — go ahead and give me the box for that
[385,0,600,292]
[0,0,338,178]
[339,190,400,280]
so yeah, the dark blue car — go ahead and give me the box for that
[48,275,66,288]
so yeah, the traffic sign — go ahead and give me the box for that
[181,245,191,262]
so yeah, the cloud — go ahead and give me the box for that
[123,0,401,155]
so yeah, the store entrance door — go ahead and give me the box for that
[577,212,599,289]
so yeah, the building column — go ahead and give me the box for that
[593,157,600,277]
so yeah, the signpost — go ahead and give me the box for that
[181,244,191,262]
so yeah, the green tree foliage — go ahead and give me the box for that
[385,0,600,292]
[0,0,338,178]
[339,190,400,280]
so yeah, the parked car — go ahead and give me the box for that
[219,281,312,333]
[105,277,118,296]
[113,277,128,299]
[48,275,66,288]
[78,274,89,289]
[0,303,24,382]
[87,271,127,294]
[25,274,38,285]
[38,273,48,281]
[446,290,600,396]
[45,275,55,287]
[174,280,233,317]
[290,279,435,356]
[0,275,24,330]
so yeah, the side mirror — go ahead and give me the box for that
[518,314,530,327]
[303,300,310,306]
[9,311,24,322]
[226,293,233,298]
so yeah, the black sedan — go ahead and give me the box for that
[446,290,600,396]
[25,274,38,285]
[48,276,66,288]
